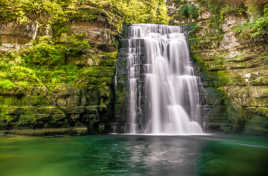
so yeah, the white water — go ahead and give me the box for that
[127,24,203,134]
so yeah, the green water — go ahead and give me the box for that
[0,135,268,176]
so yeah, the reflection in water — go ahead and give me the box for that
[126,136,203,176]
[0,135,268,176]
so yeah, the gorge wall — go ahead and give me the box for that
[1,0,268,135]
[167,0,268,134]
[0,0,168,134]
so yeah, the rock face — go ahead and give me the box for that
[0,0,169,134]
[2,0,267,135]
[0,22,39,51]
[71,22,115,52]
[167,0,268,135]
[0,12,116,134]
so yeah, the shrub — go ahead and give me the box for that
[23,35,90,66]
[179,4,199,21]
[233,6,268,39]
[23,38,64,66]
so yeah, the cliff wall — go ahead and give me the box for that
[0,0,169,134]
[167,0,268,134]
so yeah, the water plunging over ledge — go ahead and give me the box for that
[122,24,203,135]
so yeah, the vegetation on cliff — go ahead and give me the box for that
[171,0,267,40]
[0,0,169,30]
[169,0,268,134]
[0,0,169,132]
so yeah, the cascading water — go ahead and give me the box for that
[126,24,203,134]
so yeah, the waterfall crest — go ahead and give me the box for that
[127,24,203,134]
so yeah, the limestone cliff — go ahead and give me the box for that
[167,0,268,134]
[0,0,169,134]
[2,0,267,135]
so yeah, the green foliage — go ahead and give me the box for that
[233,5,268,39]
[0,0,67,23]
[69,7,102,22]
[56,0,75,6]
[196,0,246,21]
[0,0,22,22]
[195,0,267,39]
[0,0,169,34]
[196,0,225,14]
[112,0,169,25]
[0,0,169,130]
[188,0,253,50]
[62,34,91,57]
[192,54,208,71]
[173,0,184,4]
[233,16,268,39]
[23,35,90,66]
[0,79,15,90]
[217,71,232,85]
[179,4,199,20]
[21,0,63,21]
[51,19,70,38]
[23,38,64,66]
[171,1,200,24]
[82,0,169,31]
[219,4,246,16]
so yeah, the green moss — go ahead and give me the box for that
[0,80,15,90]
[192,53,208,71]
[216,71,232,85]
[22,35,90,66]
[0,0,171,131]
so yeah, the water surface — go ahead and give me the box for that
[0,135,268,176]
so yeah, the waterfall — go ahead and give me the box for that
[126,24,203,134]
